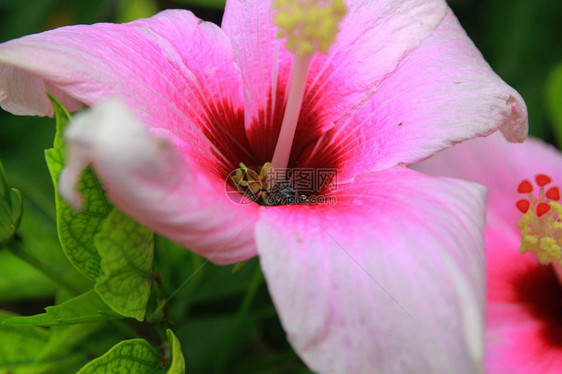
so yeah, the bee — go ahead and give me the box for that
[263,181,308,206]
[230,163,309,206]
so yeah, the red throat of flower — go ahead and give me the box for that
[516,174,562,265]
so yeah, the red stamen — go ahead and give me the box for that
[516,199,531,214]
[517,179,533,194]
[546,186,560,201]
[536,202,551,217]
[535,174,552,187]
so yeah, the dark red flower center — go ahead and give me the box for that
[513,265,562,348]
[195,85,346,204]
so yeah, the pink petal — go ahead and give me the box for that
[60,100,258,265]
[486,260,562,374]
[414,132,561,232]
[484,223,562,374]
[415,133,562,372]
[310,10,527,180]
[0,10,245,164]
[484,221,562,374]
[255,167,487,373]
[222,0,447,162]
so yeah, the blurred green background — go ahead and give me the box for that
[0,0,561,372]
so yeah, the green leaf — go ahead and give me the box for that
[36,322,104,362]
[545,63,562,146]
[117,0,159,22]
[9,187,22,228]
[0,160,22,244]
[76,339,161,374]
[47,92,71,149]
[0,250,56,302]
[0,311,48,368]
[173,0,225,10]
[45,94,111,280]
[4,290,120,326]
[0,311,84,373]
[0,164,10,207]
[231,260,247,273]
[166,329,185,374]
[1,106,91,292]
[17,193,94,294]
[76,331,185,374]
[44,96,155,320]
[154,235,205,297]
[94,210,154,321]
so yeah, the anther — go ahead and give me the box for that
[536,174,552,187]
[536,202,551,217]
[517,179,533,194]
[516,199,531,214]
[546,186,560,201]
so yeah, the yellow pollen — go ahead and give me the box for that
[231,162,271,197]
[273,0,347,55]
[519,201,562,264]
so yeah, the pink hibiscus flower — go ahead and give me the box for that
[416,132,562,373]
[0,1,527,372]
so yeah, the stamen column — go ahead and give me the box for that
[271,53,312,169]
[270,0,347,171]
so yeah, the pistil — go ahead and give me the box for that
[271,53,312,169]
[270,0,347,171]
[516,174,561,264]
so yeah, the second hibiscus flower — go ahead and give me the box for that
[416,132,562,373]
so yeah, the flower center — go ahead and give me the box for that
[223,1,347,206]
[270,0,347,171]
[229,162,309,206]
[516,174,562,264]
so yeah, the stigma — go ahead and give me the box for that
[516,174,562,264]
[273,0,347,55]
[270,0,347,171]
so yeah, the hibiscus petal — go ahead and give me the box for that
[414,133,562,373]
[484,219,562,374]
[0,10,245,165]
[60,100,258,265]
[414,132,561,231]
[255,167,486,373]
[309,10,527,180]
[222,0,447,162]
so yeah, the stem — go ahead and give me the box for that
[271,53,313,170]
[216,267,264,372]
[4,236,143,340]
[4,237,82,295]
[109,320,143,340]
[238,267,264,317]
